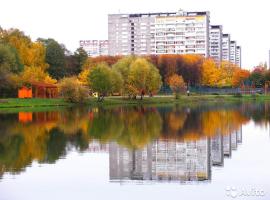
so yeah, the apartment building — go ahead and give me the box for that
[230,41,237,64]
[79,40,108,57]
[269,50,270,69]
[108,10,210,57]
[222,34,231,61]
[209,25,223,64]
[236,46,242,67]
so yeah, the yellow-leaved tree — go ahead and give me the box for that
[201,58,220,87]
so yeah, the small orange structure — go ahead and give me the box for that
[18,82,58,99]
[18,86,32,98]
[32,82,58,98]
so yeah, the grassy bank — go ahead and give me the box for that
[1,94,270,110]
[0,98,71,109]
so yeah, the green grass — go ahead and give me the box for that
[1,94,270,111]
[0,98,72,108]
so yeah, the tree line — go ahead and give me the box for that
[1,27,269,101]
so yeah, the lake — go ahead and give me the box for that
[0,103,270,200]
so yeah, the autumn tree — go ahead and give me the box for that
[201,58,220,87]
[3,29,48,70]
[111,69,124,94]
[232,69,250,87]
[217,61,239,87]
[88,63,123,101]
[11,66,57,88]
[146,65,162,96]
[84,55,122,70]
[146,54,202,86]
[78,69,90,86]
[177,54,203,86]
[112,56,136,95]
[127,58,161,99]
[249,66,267,87]
[0,43,23,96]
[168,74,186,99]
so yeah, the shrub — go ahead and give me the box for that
[59,77,89,103]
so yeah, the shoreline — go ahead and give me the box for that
[1,94,270,111]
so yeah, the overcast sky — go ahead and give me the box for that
[1,0,269,69]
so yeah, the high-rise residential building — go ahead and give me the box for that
[230,41,237,64]
[79,40,108,57]
[222,34,231,61]
[209,25,223,64]
[269,50,270,69]
[108,10,210,57]
[236,46,242,67]
[108,13,155,55]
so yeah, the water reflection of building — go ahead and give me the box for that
[231,131,238,150]
[109,138,211,182]
[237,127,242,144]
[109,127,243,183]
[211,134,224,166]
[223,134,232,157]
[18,111,59,123]
[88,140,109,153]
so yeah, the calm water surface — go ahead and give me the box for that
[0,103,270,200]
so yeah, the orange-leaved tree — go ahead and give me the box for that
[168,74,186,99]
[232,68,250,87]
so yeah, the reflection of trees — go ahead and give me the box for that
[241,103,270,126]
[89,108,124,142]
[0,135,24,174]
[45,128,67,163]
[161,105,249,141]
[89,107,162,149]
[0,108,93,175]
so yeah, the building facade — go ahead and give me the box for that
[230,41,237,64]
[236,46,242,67]
[209,25,223,64]
[222,34,231,61]
[79,40,108,57]
[108,10,210,57]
